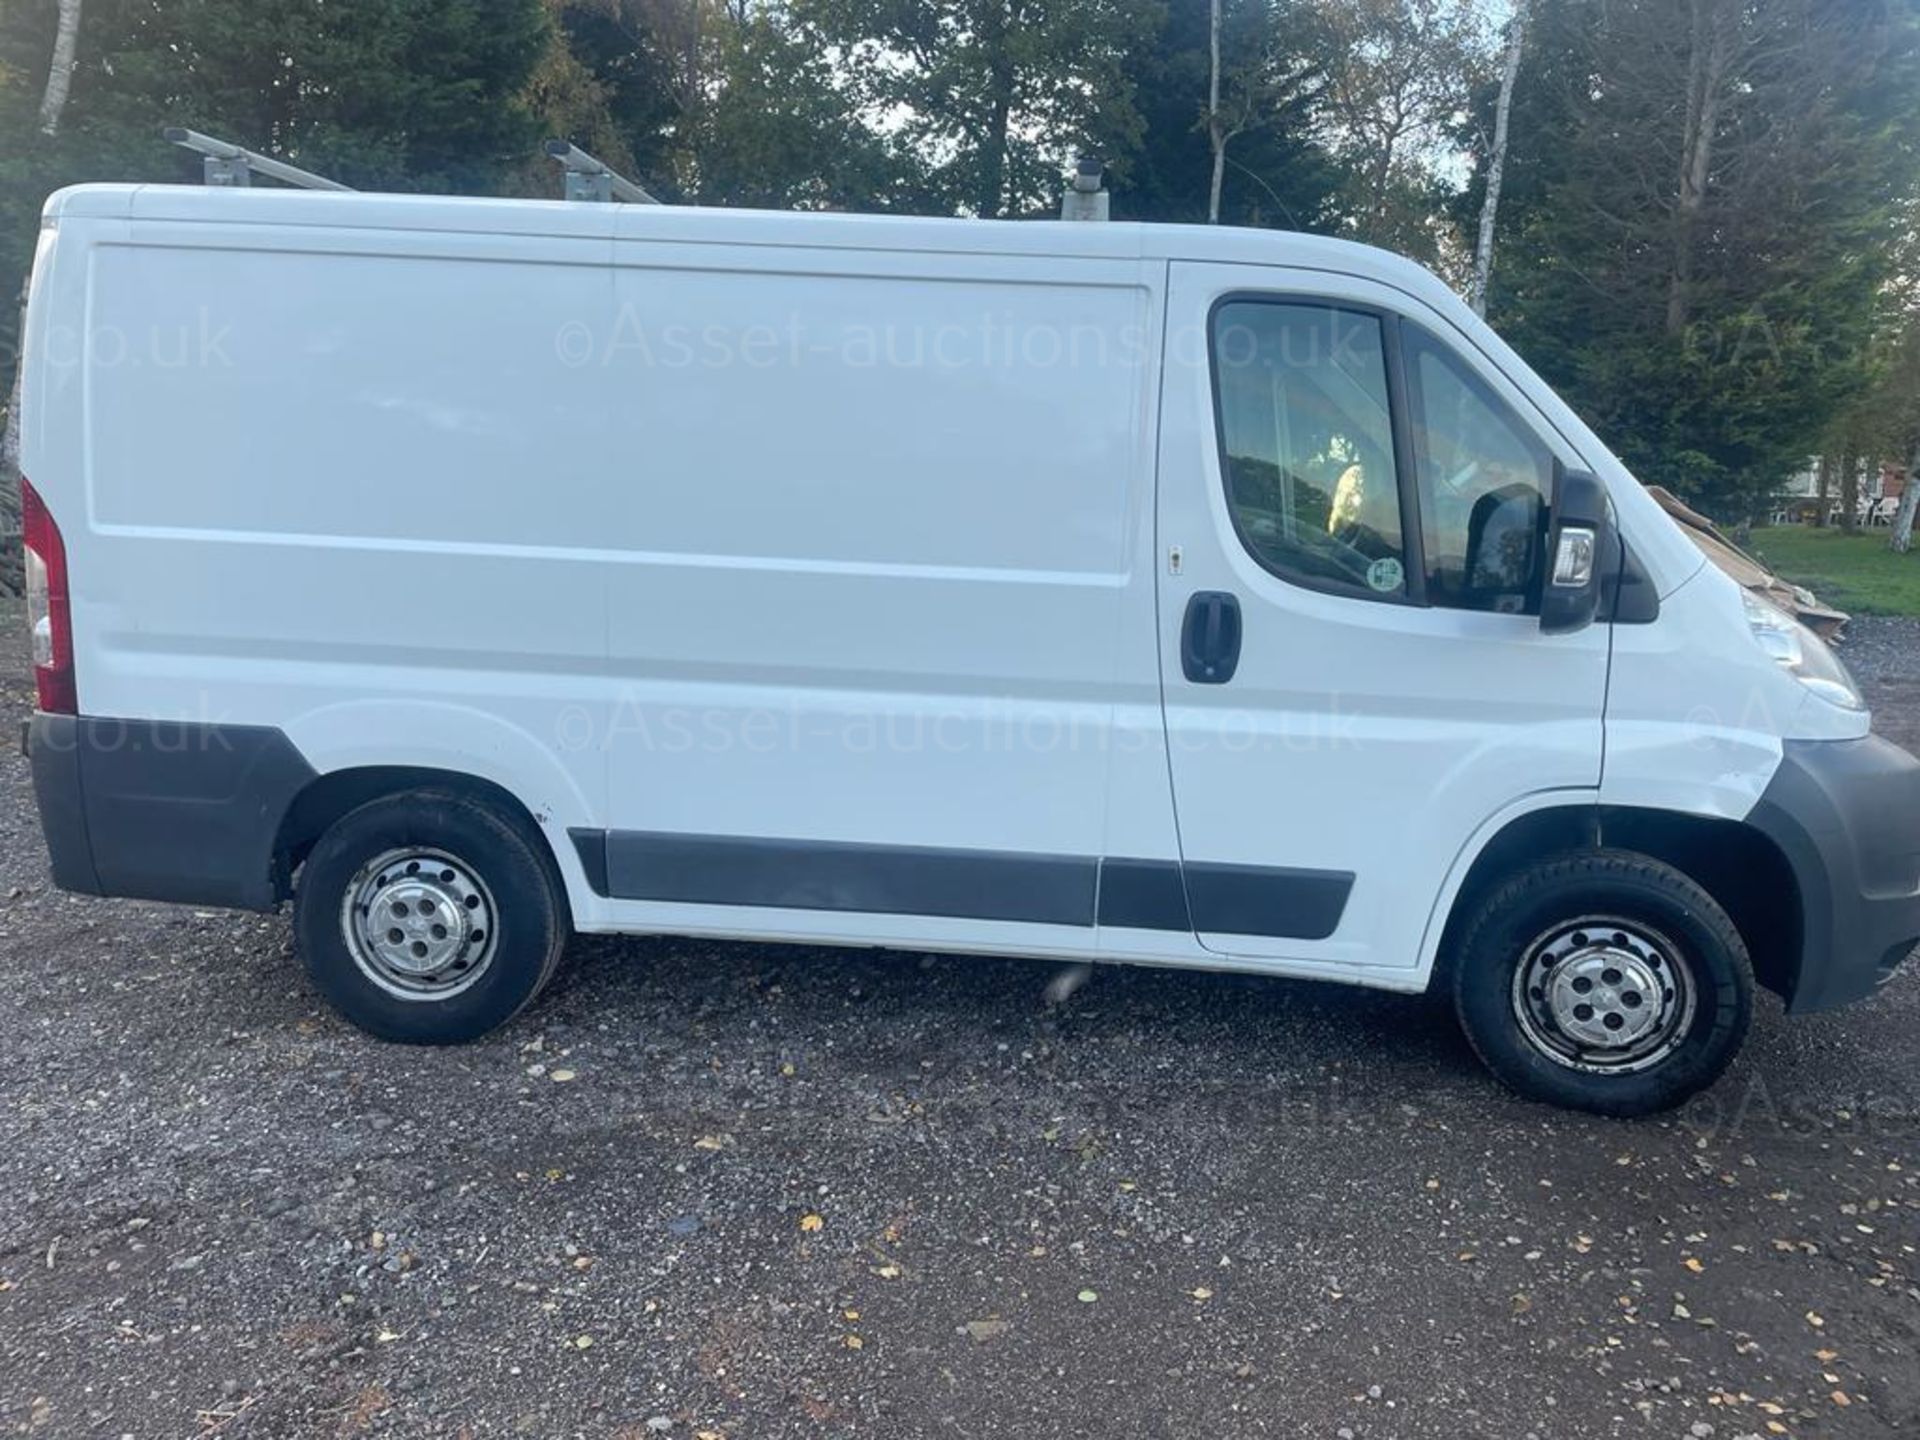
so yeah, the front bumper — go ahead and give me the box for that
[27,712,316,912]
[1749,735,1920,1013]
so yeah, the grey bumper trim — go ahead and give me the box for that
[28,713,317,912]
[1748,734,1920,1013]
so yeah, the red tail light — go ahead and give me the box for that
[21,476,76,714]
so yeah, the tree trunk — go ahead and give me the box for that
[1814,453,1832,527]
[1839,450,1861,534]
[2,271,21,548]
[2,341,20,595]
[1891,447,1920,554]
[1470,4,1527,318]
[976,2,1015,219]
[1206,0,1225,224]
[1667,0,1730,336]
[37,0,83,136]
[2,367,20,514]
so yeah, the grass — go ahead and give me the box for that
[1749,525,1920,617]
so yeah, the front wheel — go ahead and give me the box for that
[1451,851,1752,1116]
[294,789,568,1043]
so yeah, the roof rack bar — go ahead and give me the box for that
[545,140,660,205]
[163,127,354,191]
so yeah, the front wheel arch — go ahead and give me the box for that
[1434,804,1801,1007]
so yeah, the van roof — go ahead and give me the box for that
[45,182,1459,311]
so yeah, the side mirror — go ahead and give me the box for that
[1540,467,1613,635]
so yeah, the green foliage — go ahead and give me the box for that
[1112,0,1344,228]
[1318,0,1486,270]
[792,0,1159,218]
[1487,0,1920,523]
[0,0,552,368]
[3,0,1917,534]
[678,7,906,208]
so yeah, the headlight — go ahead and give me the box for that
[1742,592,1864,711]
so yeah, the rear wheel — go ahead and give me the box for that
[1451,850,1752,1116]
[294,789,567,1043]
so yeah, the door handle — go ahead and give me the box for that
[1181,591,1242,684]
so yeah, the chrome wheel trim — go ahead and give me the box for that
[1509,916,1696,1075]
[340,847,499,1002]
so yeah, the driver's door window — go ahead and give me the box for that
[1211,301,1409,599]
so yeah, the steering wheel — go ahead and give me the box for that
[1299,523,1383,587]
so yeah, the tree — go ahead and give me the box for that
[682,7,904,208]
[1112,0,1342,230]
[1468,0,1524,317]
[1203,0,1328,224]
[39,0,552,193]
[1891,366,1920,554]
[36,0,80,134]
[1876,257,1920,552]
[1486,0,1920,523]
[1317,0,1488,269]
[533,1,903,209]
[1207,0,1225,221]
[794,0,1157,218]
[0,0,559,574]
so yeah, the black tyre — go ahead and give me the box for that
[1451,850,1752,1117]
[294,789,568,1043]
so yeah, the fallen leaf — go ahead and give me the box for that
[1815,1348,1838,1363]
[873,1264,900,1279]
[843,1335,863,1350]
[1191,1287,1214,1302]
[1077,1289,1099,1304]
[694,1135,726,1151]
[376,1330,400,1344]
[843,1309,860,1321]
[1831,1391,1851,1407]
[574,1335,594,1350]
[551,1070,577,1083]
[799,1214,824,1233]
[1684,1258,1705,1273]
[1807,1311,1826,1328]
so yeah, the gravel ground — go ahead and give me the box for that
[1,612,1918,1440]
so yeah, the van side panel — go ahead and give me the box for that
[593,244,1162,944]
[64,223,614,905]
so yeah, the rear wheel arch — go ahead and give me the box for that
[273,766,569,919]
[1436,804,1802,1004]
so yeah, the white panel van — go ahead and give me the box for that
[19,183,1920,1114]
